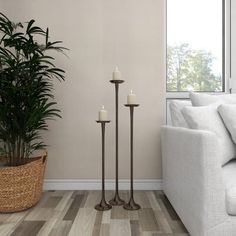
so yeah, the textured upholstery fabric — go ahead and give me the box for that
[222,160,236,215]
[169,100,191,127]
[226,188,236,216]
[182,106,236,165]
[190,92,236,106]
[218,104,236,143]
[161,126,236,236]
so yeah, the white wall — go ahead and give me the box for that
[1,0,165,180]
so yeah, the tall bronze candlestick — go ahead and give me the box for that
[123,104,141,210]
[95,120,112,211]
[109,79,125,206]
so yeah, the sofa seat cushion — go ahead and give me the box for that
[222,160,236,215]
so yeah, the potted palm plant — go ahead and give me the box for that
[0,13,66,212]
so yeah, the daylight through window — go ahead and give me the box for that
[167,0,225,92]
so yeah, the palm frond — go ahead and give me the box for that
[0,12,67,166]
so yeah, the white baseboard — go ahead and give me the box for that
[43,179,162,191]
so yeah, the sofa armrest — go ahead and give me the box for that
[161,126,227,236]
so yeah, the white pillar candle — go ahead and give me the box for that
[112,66,121,80]
[127,90,137,104]
[99,105,108,121]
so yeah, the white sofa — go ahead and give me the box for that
[161,125,236,236]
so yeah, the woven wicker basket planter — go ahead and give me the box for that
[0,154,47,213]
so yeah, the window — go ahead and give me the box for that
[167,0,225,92]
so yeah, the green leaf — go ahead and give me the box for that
[0,12,68,165]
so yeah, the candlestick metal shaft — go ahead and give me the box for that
[109,80,125,206]
[124,104,141,210]
[95,120,112,211]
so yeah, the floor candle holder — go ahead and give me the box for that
[123,104,141,210]
[95,120,112,211]
[109,79,125,206]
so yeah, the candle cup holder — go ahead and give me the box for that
[123,104,141,211]
[95,120,112,211]
[109,79,125,206]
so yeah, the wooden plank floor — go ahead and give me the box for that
[0,191,189,236]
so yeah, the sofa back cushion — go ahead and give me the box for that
[182,105,236,165]
[190,92,236,106]
[169,100,191,127]
[218,104,236,144]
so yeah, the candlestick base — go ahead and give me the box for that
[95,199,112,211]
[123,197,141,211]
[109,193,125,206]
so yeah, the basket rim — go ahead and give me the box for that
[0,152,47,171]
